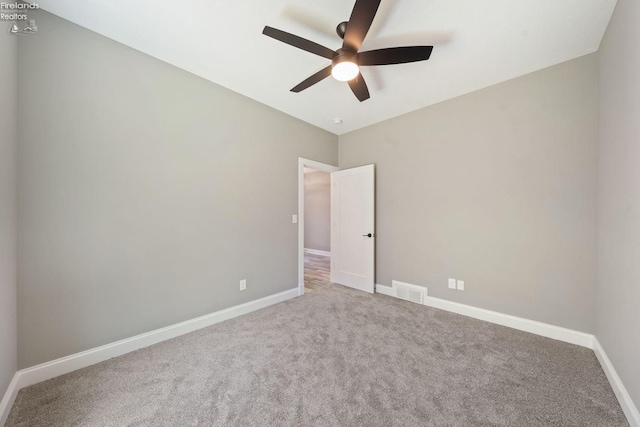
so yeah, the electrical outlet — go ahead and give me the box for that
[448,278,456,289]
[239,279,247,291]
[457,280,465,291]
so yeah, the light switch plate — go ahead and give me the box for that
[292,214,298,224]
[448,278,456,289]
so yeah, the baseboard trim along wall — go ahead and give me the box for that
[376,283,639,427]
[0,373,20,427]
[375,282,399,298]
[593,338,640,427]
[376,283,592,348]
[303,248,331,257]
[425,295,594,348]
[0,287,299,423]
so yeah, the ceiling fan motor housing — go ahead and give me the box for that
[333,49,357,65]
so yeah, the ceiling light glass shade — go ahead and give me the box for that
[331,61,359,81]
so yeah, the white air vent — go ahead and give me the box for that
[391,280,427,305]
[396,285,423,304]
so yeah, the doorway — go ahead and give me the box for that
[298,158,376,296]
[298,158,339,295]
[303,168,331,292]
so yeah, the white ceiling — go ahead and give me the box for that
[36,0,616,135]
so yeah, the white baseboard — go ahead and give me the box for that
[0,373,20,426]
[593,337,640,427]
[9,288,298,397]
[377,284,592,348]
[304,248,330,257]
[421,295,594,348]
[375,283,395,297]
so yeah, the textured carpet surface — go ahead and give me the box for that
[6,283,628,426]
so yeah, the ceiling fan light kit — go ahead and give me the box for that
[331,50,359,81]
[262,0,433,102]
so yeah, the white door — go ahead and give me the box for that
[330,164,375,293]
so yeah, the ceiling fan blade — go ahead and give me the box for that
[263,26,335,59]
[358,46,433,66]
[348,73,370,102]
[342,0,382,52]
[291,66,333,93]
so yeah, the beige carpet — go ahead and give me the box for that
[6,284,628,426]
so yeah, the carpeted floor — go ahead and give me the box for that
[6,284,628,426]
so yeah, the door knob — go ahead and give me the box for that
[362,233,372,238]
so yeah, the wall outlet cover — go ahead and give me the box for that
[448,278,456,289]
[457,280,465,291]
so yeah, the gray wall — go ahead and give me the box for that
[0,33,18,395]
[340,54,598,333]
[596,0,640,409]
[17,11,337,369]
[0,30,18,397]
[304,171,331,252]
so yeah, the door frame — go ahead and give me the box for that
[298,158,339,296]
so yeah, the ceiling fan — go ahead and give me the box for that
[262,0,433,102]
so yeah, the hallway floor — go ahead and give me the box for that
[304,252,331,292]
